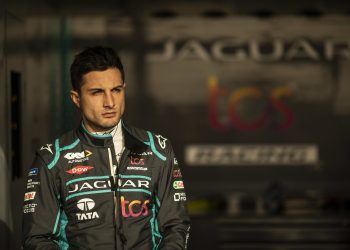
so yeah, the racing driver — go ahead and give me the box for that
[22,46,190,249]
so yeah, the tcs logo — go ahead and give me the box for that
[121,196,150,218]
[130,156,145,165]
[208,76,294,131]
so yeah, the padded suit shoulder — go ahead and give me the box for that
[36,130,78,169]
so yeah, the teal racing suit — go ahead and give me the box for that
[22,121,190,249]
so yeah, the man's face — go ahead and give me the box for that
[70,68,125,132]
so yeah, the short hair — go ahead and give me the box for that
[70,46,125,91]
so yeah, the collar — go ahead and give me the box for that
[77,120,148,153]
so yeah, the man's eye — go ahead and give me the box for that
[113,88,122,93]
[91,91,102,95]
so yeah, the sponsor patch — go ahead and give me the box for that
[28,168,38,176]
[76,198,99,221]
[118,179,150,189]
[130,156,145,165]
[68,180,111,193]
[26,179,40,189]
[77,198,95,211]
[65,150,92,160]
[68,179,151,194]
[23,203,37,213]
[173,169,182,178]
[155,135,167,149]
[66,166,94,175]
[173,180,184,189]
[127,166,148,171]
[40,144,53,154]
[174,192,187,202]
[24,192,36,201]
[64,150,92,163]
[121,196,150,217]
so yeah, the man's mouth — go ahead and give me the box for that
[102,112,116,118]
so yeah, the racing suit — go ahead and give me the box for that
[22,121,190,249]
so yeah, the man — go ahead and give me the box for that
[22,46,190,249]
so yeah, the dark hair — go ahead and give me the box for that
[70,46,125,91]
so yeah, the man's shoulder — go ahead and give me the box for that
[36,130,78,161]
[124,124,149,141]
[149,131,171,152]
[126,124,171,150]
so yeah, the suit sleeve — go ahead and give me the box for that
[22,152,61,250]
[156,141,191,249]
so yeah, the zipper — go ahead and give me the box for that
[107,148,118,223]
[109,147,129,249]
[116,148,128,249]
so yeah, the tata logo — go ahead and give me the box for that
[76,198,99,220]
[173,181,184,189]
[66,166,94,175]
[121,196,150,217]
[64,150,92,161]
[130,156,145,165]
[77,198,95,211]
[24,192,36,201]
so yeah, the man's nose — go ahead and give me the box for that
[103,92,115,108]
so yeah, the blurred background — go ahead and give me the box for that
[1,0,350,249]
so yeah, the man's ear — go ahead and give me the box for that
[70,90,81,108]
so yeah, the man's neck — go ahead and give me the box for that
[93,127,116,136]
[83,121,119,136]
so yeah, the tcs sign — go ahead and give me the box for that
[208,77,294,131]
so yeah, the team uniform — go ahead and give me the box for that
[22,121,190,250]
